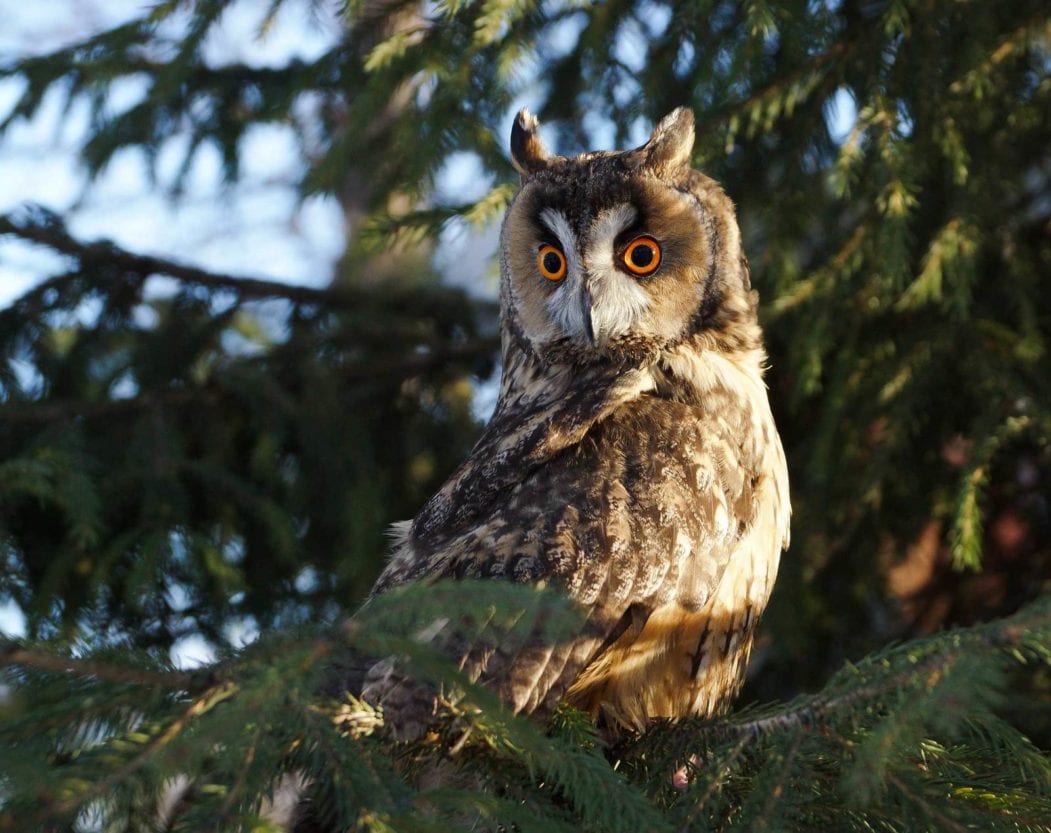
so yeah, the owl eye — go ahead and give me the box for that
[623,236,662,276]
[537,244,567,281]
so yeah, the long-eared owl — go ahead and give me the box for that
[363,107,791,734]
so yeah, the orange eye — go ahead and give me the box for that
[623,236,662,276]
[537,244,567,281]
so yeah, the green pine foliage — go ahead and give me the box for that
[0,207,494,643]
[1,0,1049,830]
[2,591,1049,831]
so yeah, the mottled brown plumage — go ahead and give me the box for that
[363,107,790,734]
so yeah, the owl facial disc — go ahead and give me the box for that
[502,106,751,363]
[538,204,651,349]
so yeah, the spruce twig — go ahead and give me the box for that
[37,681,239,824]
[0,209,497,317]
[679,599,1050,744]
[0,642,194,690]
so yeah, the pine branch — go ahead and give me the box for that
[0,641,194,690]
[30,681,240,826]
[697,39,854,142]
[0,208,497,317]
[948,13,1051,95]
[0,336,499,424]
[663,597,1050,746]
[0,388,210,423]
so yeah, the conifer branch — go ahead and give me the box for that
[0,641,194,690]
[118,54,345,92]
[625,597,1050,749]
[0,388,211,423]
[890,770,971,833]
[769,223,870,317]
[0,332,499,424]
[0,209,497,317]
[675,734,750,832]
[216,735,261,821]
[697,39,854,139]
[948,14,1051,95]
[40,681,239,823]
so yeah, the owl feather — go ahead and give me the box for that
[363,108,790,735]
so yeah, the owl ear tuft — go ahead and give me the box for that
[510,108,552,178]
[635,107,695,177]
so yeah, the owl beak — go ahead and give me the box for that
[580,288,605,348]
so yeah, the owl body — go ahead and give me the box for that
[366,108,790,733]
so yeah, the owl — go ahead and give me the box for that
[363,107,790,734]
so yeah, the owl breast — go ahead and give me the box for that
[423,346,788,731]
[556,374,786,730]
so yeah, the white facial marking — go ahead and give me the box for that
[540,208,586,339]
[537,204,653,346]
[585,204,651,344]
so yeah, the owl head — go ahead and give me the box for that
[500,108,755,367]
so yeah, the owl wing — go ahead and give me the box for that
[367,394,767,726]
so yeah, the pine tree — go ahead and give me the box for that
[1,1,1049,830]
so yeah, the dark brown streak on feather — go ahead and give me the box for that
[689,620,713,679]
[588,603,653,667]
[675,183,723,335]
